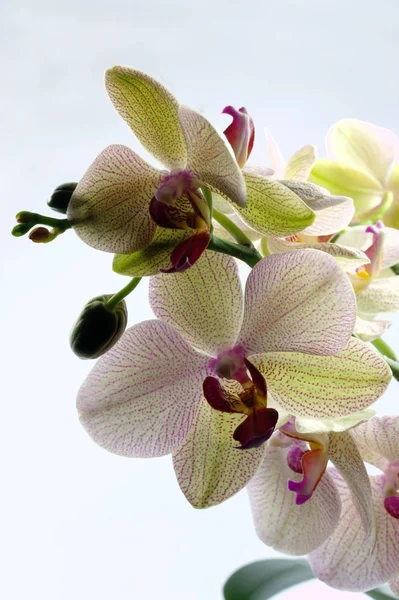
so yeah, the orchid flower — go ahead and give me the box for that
[247,417,376,556]
[67,66,247,273]
[309,119,399,225]
[309,416,399,593]
[336,221,399,340]
[77,249,390,509]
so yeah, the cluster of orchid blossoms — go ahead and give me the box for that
[13,66,399,594]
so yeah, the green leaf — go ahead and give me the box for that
[223,559,314,600]
[391,263,399,275]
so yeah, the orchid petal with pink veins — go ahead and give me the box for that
[247,442,341,555]
[389,573,399,595]
[356,276,399,314]
[327,119,399,185]
[249,338,391,419]
[294,409,376,435]
[67,145,163,253]
[327,431,375,538]
[105,66,187,170]
[239,250,356,356]
[309,473,399,592]
[236,173,316,237]
[266,237,369,273]
[149,251,243,356]
[178,106,246,208]
[172,398,266,508]
[350,416,399,471]
[77,320,210,458]
[284,145,317,181]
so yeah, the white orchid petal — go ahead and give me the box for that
[350,416,399,470]
[149,251,243,356]
[178,106,246,208]
[105,66,187,170]
[309,473,399,592]
[240,250,356,355]
[328,431,375,537]
[77,321,209,457]
[173,398,265,508]
[357,276,399,314]
[247,443,341,555]
[327,119,399,185]
[354,315,392,342]
[295,409,375,434]
[67,145,162,253]
[302,195,354,236]
[251,338,391,419]
[381,227,399,269]
[267,237,369,273]
[389,573,399,596]
[265,128,286,178]
[284,145,317,181]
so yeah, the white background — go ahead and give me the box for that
[2,1,399,598]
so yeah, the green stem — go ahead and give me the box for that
[15,211,72,231]
[371,337,397,361]
[106,277,142,310]
[208,235,262,268]
[212,208,255,248]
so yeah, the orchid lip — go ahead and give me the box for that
[383,461,399,518]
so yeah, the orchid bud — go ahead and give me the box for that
[70,295,128,359]
[223,106,255,168]
[48,182,78,214]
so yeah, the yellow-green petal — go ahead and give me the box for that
[105,66,187,170]
[172,398,265,508]
[285,144,317,181]
[112,227,189,276]
[236,172,315,237]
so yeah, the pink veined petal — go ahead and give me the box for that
[338,225,399,270]
[327,118,399,185]
[67,145,162,253]
[172,398,266,508]
[250,338,391,419]
[178,105,247,208]
[356,276,399,314]
[328,431,375,538]
[350,416,399,471]
[105,66,187,170]
[149,251,243,356]
[301,195,354,236]
[309,473,399,592]
[247,442,341,555]
[239,249,356,356]
[389,572,399,595]
[266,237,369,273]
[77,320,210,458]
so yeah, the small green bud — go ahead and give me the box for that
[48,182,78,214]
[12,222,32,237]
[70,295,128,359]
[16,211,36,223]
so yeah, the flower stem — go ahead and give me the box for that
[207,235,262,268]
[12,211,72,237]
[371,337,397,361]
[212,208,255,248]
[106,277,142,310]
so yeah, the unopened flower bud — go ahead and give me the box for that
[223,106,255,168]
[29,227,51,242]
[70,295,128,359]
[48,182,78,214]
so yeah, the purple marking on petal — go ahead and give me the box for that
[223,105,255,168]
[287,445,305,474]
[384,496,399,519]
[161,231,210,273]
